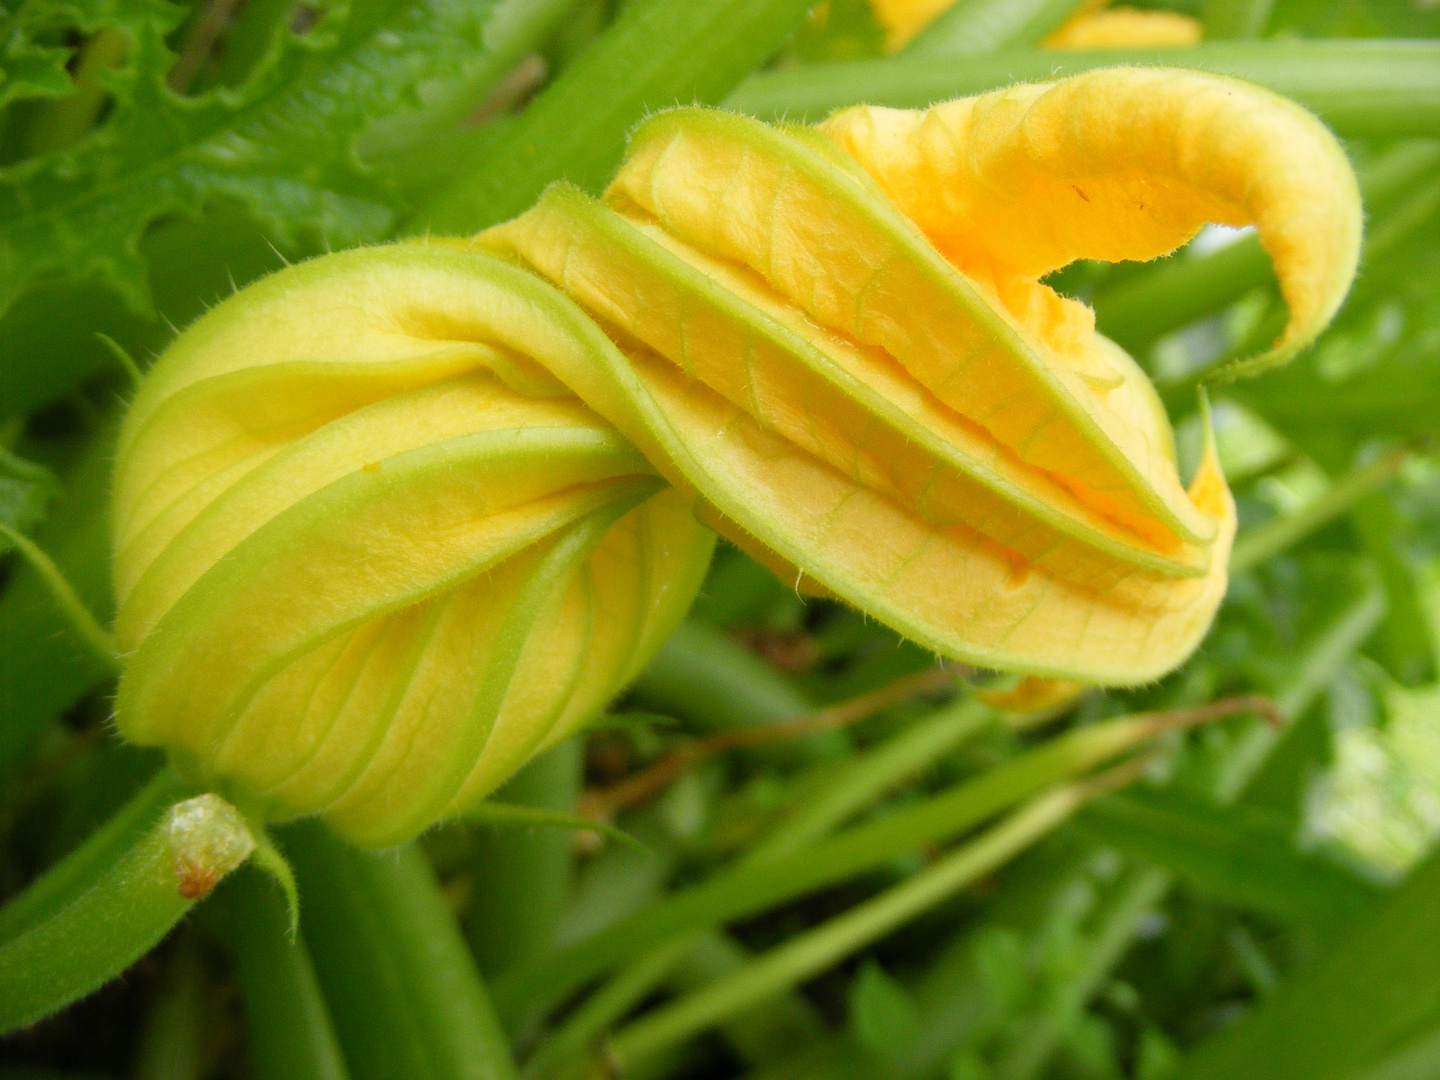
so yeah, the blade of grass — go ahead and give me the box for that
[414,0,815,233]
[724,41,1440,139]
[284,822,518,1080]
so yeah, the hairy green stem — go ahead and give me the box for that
[284,822,518,1080]
[415,0,814,233]
[209,868,350,1080]
[725,41,1440,139]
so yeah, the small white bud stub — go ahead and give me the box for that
[166,794,256,900]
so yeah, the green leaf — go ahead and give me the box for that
[1174,849,1440,1080]
[0,0,571,324]
[851,960,923,1058]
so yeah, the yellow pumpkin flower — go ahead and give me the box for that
[111,250,715,847]
[111,67,1360,846]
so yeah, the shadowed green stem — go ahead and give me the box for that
[285,822,518,1080]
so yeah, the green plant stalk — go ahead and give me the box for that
[742,697,994,867]
[415,0,815,233]
[1352,491,1438,686]
[905,0,1091,54]
[465,741,583,978]
[724,42,1440,139]
[1230,447,1410,574]
[0,775,253,1034]
[284,822,518,1080]
[0,767,189,944]
[493,703,1241,1026]
[606,784,1093,1072]
[658,932,829,1071]
[209,868,350,1080]
[1202,0,1276,39]
[630,618,815,731]
[132,934,208,1080]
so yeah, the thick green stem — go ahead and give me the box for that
[284,822,518,1080]
[0,772,253,1034]
[606,785,1092,1072]
[414,0,814,233]
[465,741,582,979]
[725,41,1440,140]
[208,868,350,1080]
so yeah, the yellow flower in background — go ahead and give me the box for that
[867,0,1202,52]
[867,0,957,49]
[1042,6,1202,49]
[111,67,1360,846]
